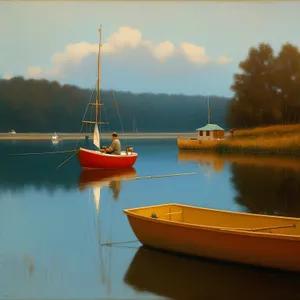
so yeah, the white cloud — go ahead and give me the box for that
[102,26,150,53]
[25,26,232,81]
[52,42,98,66]
[179,42,210,63]
[26,66,42,78]
[3,73,13,80]
[216,56,233,64]
[153,41,176,61]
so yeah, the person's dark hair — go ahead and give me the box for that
[112,132,118,137]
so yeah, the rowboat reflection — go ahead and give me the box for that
[124,246,300,300]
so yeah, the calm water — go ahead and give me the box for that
[1,138,300,300]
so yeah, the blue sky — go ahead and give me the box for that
[1,1,300,97]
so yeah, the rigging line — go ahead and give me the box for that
[89,66,98,135]
[81,80,96,128]
[112,90,128,146]
[56,151,77,169]
[107,185,113,296]
[79,90,94,137]
[75,78,97,150]
[98,26,102,140]
[88,79,97,136]
[112,90,124,134]
[102,97,109,132]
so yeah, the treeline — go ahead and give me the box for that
[0,77,230,133]
[227,43,300,128]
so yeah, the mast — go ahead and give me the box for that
[207,95,211,124]
[96,25,102,125]
[81,25,108,139]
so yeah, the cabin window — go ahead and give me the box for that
[199,131,203,136]
[206,131,210,136]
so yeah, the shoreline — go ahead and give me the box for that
[177,136,300,156]
[0,132,194,140]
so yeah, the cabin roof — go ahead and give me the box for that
[195,124,225,131]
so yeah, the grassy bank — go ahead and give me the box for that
[179,124,300,155]
[220,124,300,154]
[233,124,300,139]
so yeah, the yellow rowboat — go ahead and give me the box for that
[123,203,300,272]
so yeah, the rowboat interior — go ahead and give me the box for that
[125,203,300,236]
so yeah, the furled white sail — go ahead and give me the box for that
[93,124,100,149]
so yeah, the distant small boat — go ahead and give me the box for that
[124,203,300,272]
[133,116,138,133]
[9,129,16,135]
[51,132,62,144]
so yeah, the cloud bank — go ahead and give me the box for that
[2,73,13,80]
[25,26,232,81]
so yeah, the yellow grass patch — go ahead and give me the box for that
[178,124,300,154]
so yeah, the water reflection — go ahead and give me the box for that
[124,246,300,300]
[2,140,300,299]
[78,168,138,297]
[178,150,300,171]
[78,167,137,206]
[0,142,81,193]
[178,151,300,217]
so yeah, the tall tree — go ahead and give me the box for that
[227,43,278,128]
[227,42,300,128]
[273,43,300,124]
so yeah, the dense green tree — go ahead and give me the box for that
[227,42,300,128]
[273,43,300,124]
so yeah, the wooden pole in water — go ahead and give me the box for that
[127,172,196,181]
[56,152,78,169]
[10,149,78,156]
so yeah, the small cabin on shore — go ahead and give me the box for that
[196,124,225,141]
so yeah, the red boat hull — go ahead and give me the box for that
[77,147,138,169]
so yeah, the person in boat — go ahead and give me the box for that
[103,132,121,155]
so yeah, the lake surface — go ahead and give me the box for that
[1,138,300,300]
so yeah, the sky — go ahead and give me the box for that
[1,1,300,97]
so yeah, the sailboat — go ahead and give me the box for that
[8,129,16,135]
[76,26,138,169]
[51,132,62,144]
[133,116,138,133]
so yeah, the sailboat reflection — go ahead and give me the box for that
[124,246,300,300]
[78,167,137,210]
[78,167,137,296]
